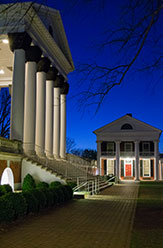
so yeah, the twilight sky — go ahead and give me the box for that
[5,0,163,152]
[50,0,163,152]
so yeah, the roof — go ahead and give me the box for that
[93,114,162,134]
[0,2,74,82]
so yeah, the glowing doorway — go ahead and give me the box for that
[1,168,14,191]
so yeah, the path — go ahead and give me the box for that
[0,183,139,248]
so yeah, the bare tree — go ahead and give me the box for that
[66,137,76,153]
[0,88,11,138]
[75,0,163,111]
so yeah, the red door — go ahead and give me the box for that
[126,164,131,177]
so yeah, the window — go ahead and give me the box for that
[142,142,150,152]
[121,123,133,130]
[124,143,133,152]
[143,159,150,177]
[107,142,114,152]
[107,159,114,175]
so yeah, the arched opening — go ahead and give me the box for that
[1,168,14,191]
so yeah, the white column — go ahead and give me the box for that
[45,80,54,158]
[23,61,37,154]
[135,141,139,181]
[154,140,159,180]
[53,87,60,159]
[10,49,25,140]
[35,72,46,156]
[60,94,66,159]
[116,141,120,180]
[97,141,101,175]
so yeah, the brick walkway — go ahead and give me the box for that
[0,183,139,248]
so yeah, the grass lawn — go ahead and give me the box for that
[130,182,163,248]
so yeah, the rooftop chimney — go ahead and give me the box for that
[127,113,132,117]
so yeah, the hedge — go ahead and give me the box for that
[36,182,49,189]
[22,191,39,214]
[0,179,73,223]
[0,184,12,197]
[0,196,15,222]
[30,189,47,210]
[3,192,27,219]
[22,174,36,192]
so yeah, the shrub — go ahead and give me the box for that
[3,192,27,219]
[54,187,65,204]
[49,181,62,189]
[36,182,49,189]
[22,191,39,214]
[0,196,15,223]
[41,188,54,207]
[0,184,12,197]
[30,189,46,209]
[64,185,73,200]
[67,182,77,189]
[22,174,36,192]
[49,188,59,205]
[60,186,70,201]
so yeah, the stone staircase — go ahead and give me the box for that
[23,153,94,183]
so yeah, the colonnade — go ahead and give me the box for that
[8,32,69,159]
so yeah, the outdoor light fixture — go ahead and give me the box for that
[2,39,9,44]
[0,69,4,74]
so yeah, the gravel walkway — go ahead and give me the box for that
[0,183,139,248]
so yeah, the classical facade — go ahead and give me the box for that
[0,2,74,159]
[94,114,163,181]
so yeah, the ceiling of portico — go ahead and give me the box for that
[0,35,13,87]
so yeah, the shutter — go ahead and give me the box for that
[151,160,154,177]
[140,160,143,177]
[121,160,124,177]
[133,160,135,177]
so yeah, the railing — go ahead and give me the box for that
[23,143,97,181]
[73,176,116,195]
[120,152,135,157]
[101,151,116,156]
[139,152,154,156]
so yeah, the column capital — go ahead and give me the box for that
[60,82,69,95]
[37,57,51,73]
[8,32,32,52]
[46,67,58,81]
[54,75,64,88]
[26,46,42,63]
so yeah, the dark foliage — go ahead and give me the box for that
[22,191,39,214]
[0,184,12,196]
[22,174,36,192]
[0,196,15,223]
[3,192,27,219]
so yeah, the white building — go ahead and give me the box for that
[0,2,74,159]
[94,114,163,181]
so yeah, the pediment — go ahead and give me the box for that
[94,115,162,134]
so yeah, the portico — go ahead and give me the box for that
[0,2,74,159]
[94,114,162,181]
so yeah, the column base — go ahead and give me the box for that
[53,154,60,160]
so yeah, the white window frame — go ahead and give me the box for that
[124,159,133,177]
[143,159,151,177]
[107,159,114,175]
[124,143,133,152]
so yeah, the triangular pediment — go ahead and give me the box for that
[34,3,74,69]
[94,115,162,134]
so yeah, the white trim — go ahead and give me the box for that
[107,159,115,175]
[142,159,151,177]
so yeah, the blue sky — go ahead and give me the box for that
[5,0,163,152]
[53,0,163,152]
